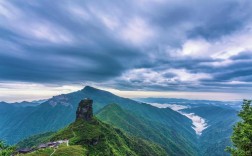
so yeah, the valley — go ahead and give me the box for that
[142,98,240,156]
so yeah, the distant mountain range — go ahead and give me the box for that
[139,97,240,156]
[0,86,240,156]
[136,97,242,110]
[0,100,44,107]
[16,98,166,156]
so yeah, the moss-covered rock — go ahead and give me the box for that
[76,98,93,121]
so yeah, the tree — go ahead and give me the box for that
[226,99,252,156]
[0,140,15,156]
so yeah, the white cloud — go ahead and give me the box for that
[67,5,90,21]
[120,68,211,86]
[149,103,188,110]
[149,103,208,135]
[178,24,252,60]
[27,22,74,44]
[99,15,120,30]
[168,68,211,82]
[224,81,252,85]
[181,38,211,56]
[120,68,168,85]
[120,17,156,45]
[0,1,21,20]
[200,59,233,67]
[0,82,82,102]
[211,25,252,59]
[182,112,208,135]
[0,1,74,44]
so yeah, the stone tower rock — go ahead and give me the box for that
[76,98,93,121]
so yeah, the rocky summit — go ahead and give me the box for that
[76,98,93,121]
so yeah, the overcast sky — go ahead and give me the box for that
[1,0,252,102]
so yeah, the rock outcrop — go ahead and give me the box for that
[76,98,93,121]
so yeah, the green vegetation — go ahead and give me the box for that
[0,102,75,145]
[17,144,86,156]
[0,86,196,153]
[183,105,239,156]
[4,86,197,155]
[53,145,87,156]
[18,117,167,156]
[18,148,54,156]
[0,140,15,156]
[3,86,240,156]
[51,118,167,156]
[17,132,54,148]
[226,100,252,156]
[97,103,198,156]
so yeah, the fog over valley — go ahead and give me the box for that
[149,103,208,135]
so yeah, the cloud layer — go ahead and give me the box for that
[1,0,252,94]
[149,103,208,135]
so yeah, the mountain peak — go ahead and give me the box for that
[82,86,114,95]
[82,86,97,91]
[76,98,93,121]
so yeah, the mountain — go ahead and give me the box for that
[96,104,198,156]
[139,98,240,156]
[0,86,240,156]
[17,99,167,156]
[0,100,44,107]
[0,86,198,156]
[182,106,239,156]
[137,97,242,110]
[0,101,74,144]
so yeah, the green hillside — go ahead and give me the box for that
[21,145,86,156]
[17,99,167,156]
[16,132,55,149]
[51,118,167,156]
[17,118,167,156]
[97,103,198,156]
[0,86,197,156]
[182,106,238,156]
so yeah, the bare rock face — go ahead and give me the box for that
[76,98,93,121]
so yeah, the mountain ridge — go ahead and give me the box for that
[96,103,198,156]
[0,86,198,155]
[17,98,167,156]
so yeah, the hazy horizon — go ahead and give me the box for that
[0,85,248,103]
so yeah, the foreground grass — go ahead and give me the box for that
[18,145,86,156]
[18,148,53,156]
[53,145,86,156]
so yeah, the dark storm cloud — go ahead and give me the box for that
[230,51,252,60]
[187,0,252,40]
[1,0,252,92]
[0,0,144,84]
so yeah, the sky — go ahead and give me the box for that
[0,0,252,102]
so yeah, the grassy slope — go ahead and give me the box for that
[16,132,54,148]
[96,103,198,156]
[19,148,54,156]
[51,118,167,156]
[18,118,167,156]
[18,145,86,156]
